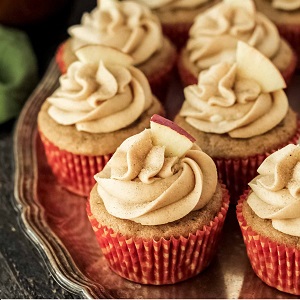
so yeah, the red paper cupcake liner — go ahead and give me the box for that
[147,50,178,102]
[39,130,112,197]
[55,42,67,74]
[177,46,297,88]
[237,192,300,296]
[162,22,191,49]
[280,44,298,84]
[177,51,198,87]
[87,184,230,285]
[277,24,300,68]
[214,122,300,204]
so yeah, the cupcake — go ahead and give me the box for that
[178,0,297,87]
[121,0,220,49]
[56,0,177,101]
[254,0,300,67]
[87,114,230,285]
[38,44,164,196]
[175,41,300,203]
[237,144,300,295]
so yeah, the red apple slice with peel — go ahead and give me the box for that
[236,41,286,93]
[224,0,255,14]
[75,44,134,66]
[150,114,196,157]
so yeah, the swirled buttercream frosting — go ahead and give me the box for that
[187,1,281,70]
[179,61,288,138]
[47,60,153,133]
[271,0,300,11]
[131,0,210,10]
[94,128,217,225]
[248,144,300,236]
[68,0,163,65]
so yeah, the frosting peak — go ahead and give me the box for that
[47,60,153,133]
[179,61,288,138]
[272,0,300,11]
[248,144,300,236]
[187,0,281,70]
[68,0,163,65]
[95,129,218,225]
[131,0,210,10]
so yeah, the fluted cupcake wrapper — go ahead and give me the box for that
[277,25,300,69]
[237,192,300,296]
[162,22,191,50]
[177,47,297,88]
[55,42,67,74]
[214,122,300,204]
[39,131,112,197]
[86,185,230,285]
[146,51,177,103]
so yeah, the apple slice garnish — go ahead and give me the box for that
[236,41,286,93]
[150,114,196,158]
[75,44,134,67]
[223,0,256,14]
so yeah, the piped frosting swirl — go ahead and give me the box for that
[187,0,281,70]
[248,144,300,237]
[94,129,217,225]
[131,0,210,10]
[47,60,153,133]
[68,0,163,65]
[179,61,288,138]
[271,0,300,11]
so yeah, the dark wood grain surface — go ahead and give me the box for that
[0,1,96,298]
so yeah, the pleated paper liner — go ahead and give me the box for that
[86,184,230,285]
[213,122,300,204]
[55,42,68,74]
[39,130,112,197]
[162,22,191,50]
[277,24,300,69]
[177,47,298,88]
[237,192,300,296]
[146,49,178,103]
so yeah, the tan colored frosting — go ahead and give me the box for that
[187,0,281,70]
[131,0,210,10]
[94,129,217,225]
[179,61,288,138]
[47,60,153,133]
[68,0,163,65]
[248,144,300,237]
[272,0,300,11]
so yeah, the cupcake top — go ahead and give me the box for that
[131,0,211,10]
[179,41,288,138]
[248,144,300,237]
[47,45,153,134]
[187,0,282,70]
[68,0,163,65]
[270,0,300,11]
[94,115,218,225]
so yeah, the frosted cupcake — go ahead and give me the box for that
[175,41,300,203]
[178,0,297,87]
[254,0,300,67]
[122,0,220,49]
[56,0,177,100]
[237,144,300,295]
[87,114,230,285]
[38,45,164,196]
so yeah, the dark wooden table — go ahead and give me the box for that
[0,1,96,298]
